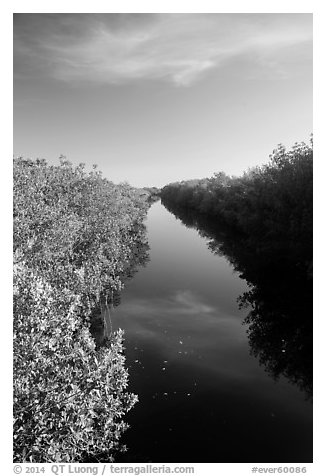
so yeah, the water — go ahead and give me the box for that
[110,201,312,463]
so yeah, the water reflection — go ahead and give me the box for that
[102,202,312,462]
[89,222,150,347]
[162,201,313,399]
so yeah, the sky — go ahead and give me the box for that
[13,13,312,188]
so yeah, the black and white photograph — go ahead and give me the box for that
[12,5,315,470]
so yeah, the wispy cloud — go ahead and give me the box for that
[14,13,312,86]
[173,289,214,314]
[117,289,222,320]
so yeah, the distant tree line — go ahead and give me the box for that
[13,157,150,462]
[142,186,161,204]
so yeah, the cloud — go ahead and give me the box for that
[116,289,222,320]
[110,289,247,363]
[14,13,312,86]
[173,289,214,314]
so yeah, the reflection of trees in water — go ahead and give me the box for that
[90,223,150,347]
[162,200,312,399]
[239,283,312,398]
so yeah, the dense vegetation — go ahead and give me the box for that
[13,157,150,462]
[161,140,312,279]
[142,186,161,204]
[161,139,313,396]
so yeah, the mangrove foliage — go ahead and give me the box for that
[13,157,150,462]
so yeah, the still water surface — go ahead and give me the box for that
[110,201,312,463]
